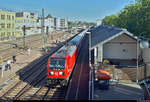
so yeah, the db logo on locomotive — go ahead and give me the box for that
[55,72,58,76]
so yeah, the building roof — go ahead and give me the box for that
[89,25,137,49]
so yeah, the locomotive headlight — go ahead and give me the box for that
[59,72,64,76]
[59,72,63,75]
[51,72,54,75]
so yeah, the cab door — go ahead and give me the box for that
[66,56,71,75]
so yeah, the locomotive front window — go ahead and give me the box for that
[50,58,65,70]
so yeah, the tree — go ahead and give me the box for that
[103,0,150,38]
[103,14,119,26]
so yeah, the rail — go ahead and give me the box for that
[0,31,79,100]
[0,33,75,65]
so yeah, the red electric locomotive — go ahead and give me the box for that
[46,29,88,86]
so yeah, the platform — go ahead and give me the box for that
[94,81,144,100]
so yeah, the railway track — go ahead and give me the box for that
[0,33,73,65]
[0,51,65,100]
[43,85,67,100]
[0,33,77,100]
[1,57,47,100]
[0,32,71,52]
[29,84,67,100]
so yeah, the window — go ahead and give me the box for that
[1,15,5,20]
[7,15,9,20]
[16,12,23,17]
[3,32,5,37]
[0,33,2,39]
[12,16,14,20]
[49,58,65,70]
[12,32,14,36]
[7,32,11,37]
[1,23,5,28]
[8,15,11,20]
[0,33,3,38]
[7,15,11,20]
[7,24,11,28]
[1,32,5,37]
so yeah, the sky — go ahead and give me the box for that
[0,0,135,22]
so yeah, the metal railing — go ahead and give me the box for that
[89,67,94,100]
[143,81,150,100]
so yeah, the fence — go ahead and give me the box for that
[99,64,145,82]
[138,64,150,81]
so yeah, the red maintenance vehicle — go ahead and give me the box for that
[46,29,88,86]
[96,70,111,90]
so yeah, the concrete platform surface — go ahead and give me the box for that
[94,82,144,100]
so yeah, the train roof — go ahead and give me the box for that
[53,44,76,58]
[52,29,88,58]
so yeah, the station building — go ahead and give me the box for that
[89,25,141,65]
[54,18,68,31]
[89,25,150,100]
[0,9,16,41]
[88,25,149,82]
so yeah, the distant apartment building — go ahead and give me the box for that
[15,12,38,36]
[54,18,68,31]
[37,15,68,33]
[37,14,54,33]
[60,18,68,30]
[0,9,16,41]
[54,18,60,30]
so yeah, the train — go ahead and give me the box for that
[46,29,88,86]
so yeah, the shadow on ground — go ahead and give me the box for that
[94,81,144,100]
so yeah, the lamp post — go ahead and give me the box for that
[136,32,146,83]
[87,31,94,100]
[86,31,91,68]
[136,37,139,83]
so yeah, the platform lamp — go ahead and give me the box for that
[86,31,92,68]
[86,31,94,100]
